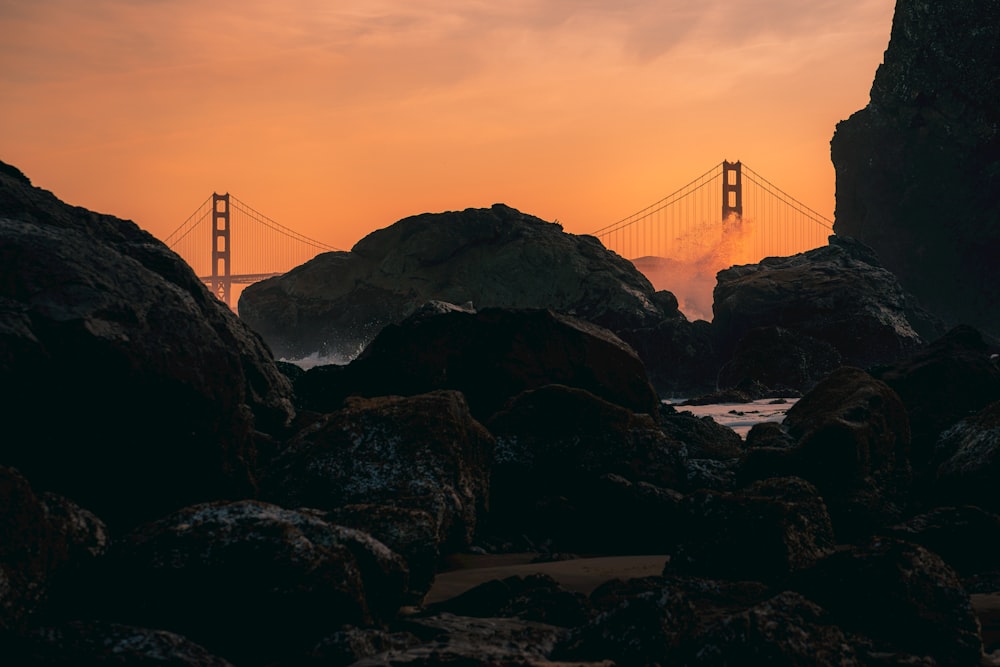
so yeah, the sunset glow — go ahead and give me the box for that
[1,1,894,254]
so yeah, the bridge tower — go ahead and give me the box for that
[211,192,231,305]
[722,160,743,220]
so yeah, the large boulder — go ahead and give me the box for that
[739,367,913,540]
[0,466,109,632]
[831,0,1000,337]
[94,500,408,666]
[932,399,1000,513]
[293,307,662,421]
[482,384,686,550]
[0,161,295,529]
[238,203,668,360]
[712,235,938,373]
[790,537,983,667]
[872,325,1000,477]
[261,391,494,555]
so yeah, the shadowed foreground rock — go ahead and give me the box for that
[262,391,495,556]
[96,500,408,666]
[739,367,912,540]
[293,307,662,421]
[0,161,295,529]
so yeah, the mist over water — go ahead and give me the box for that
[631,213,757,322]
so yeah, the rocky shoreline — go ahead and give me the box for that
[3,0,1000,663]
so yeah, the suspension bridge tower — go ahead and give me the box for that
[211,193,231,304]
[722,160,742,220]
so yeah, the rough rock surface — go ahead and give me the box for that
[873,325,1000,476]
[667,477,836,583]
[932,400,1000,513]
[293,307,662,421]
[0,466,109,632]
[238,203,668,360]
[790,537,983,667]
[0,162,295,529]
[739,367,912,540]
[831,0,1000,336]
[483,384,686,550]
[98,500,408,665]
[713,235,937,372]
[2,621,234,666]
[262,391,494,554]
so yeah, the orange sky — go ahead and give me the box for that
[1,1,894,251]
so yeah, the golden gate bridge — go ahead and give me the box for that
[166,160,833,308]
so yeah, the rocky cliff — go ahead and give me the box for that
[831,0,1000,335]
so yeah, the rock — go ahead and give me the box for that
[426,573,592,628]
[740,367,913,540]
[873,325,1000,477]
[355,613,571,667]
[293,307,662,421]
[482,384,686,550]
[673,590,862,666]
[617,317,721,397]
[790,537,983,667]
[884,505,1000,578]
[99,500,408,665]
[324,504,441,605]
[262,391,494,554]
[666,477,836,583]
[0,466,108,632]
[304,627,422,666]
[717,325,843,394]
[932,400,1000,513]
[712,235,936,371]
[238,204,667,360]
[830,0,1000,337]
[554,579,696,666]
[0,161,295,529]
[1,621,234,666]
[745,421,797,450]
[658,403,745,460]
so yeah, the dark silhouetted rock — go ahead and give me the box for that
[426,573,592,629]
[293,307,661,421]
[358,614,569,666]
[932,400,1000,513]
[617,317,721,397]
[262,391,494,554]
[713,236,937,372]
[745,421,797,450]
[0,466,109,632]
[483,384,686,550]
[873,325,1000,477]
[0,161,295,529]
[790,537,983,667]
[884,505,1000,577]
[555,578,696,665]
[740,367,912,540]
[667,477,835,583]
[658,403,745,460]
[674,591,862,667]
[304,627,422,666]
[718,325,843,394]
[831,0,1000,336]
[324,504,441,605]
[238,203,668,360]
[1,621,234,666]
[102,500,408,666]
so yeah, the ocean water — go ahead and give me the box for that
[663,398,798,438]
